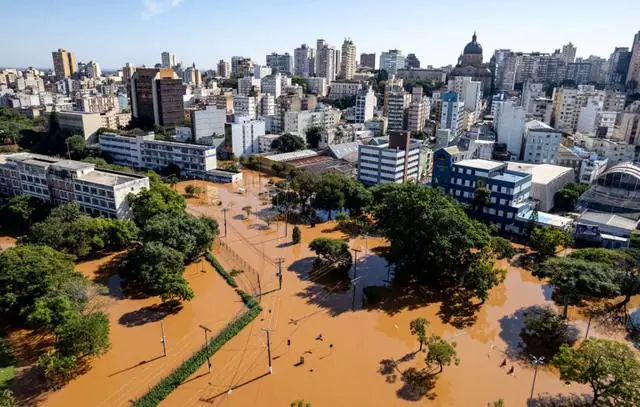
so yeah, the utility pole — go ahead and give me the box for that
[199,325,213,372]
[65,138,71,159]
[584,313,593,340]
[351,248,362,310]
[222,208,229,237]
[160,321,167,357]
[529,356,545,401]
[276,258,285,290]
[262,329,273,374]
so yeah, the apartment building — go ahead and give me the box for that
[53,111,103,144]
[98,132,217,176]
[283,109,341,136]
[233,95,258,120]
[355,86,376,123]
[0,153,149,219]
[340,39,357,80]
[440,91,465,137]
[192,105,227,140]
[238,77,261,96]
[386,87,409,131]
[379,50,405,75]
[225,116,266,157]
[266,53,292,75]
[52,48,77,80]
[360,53,376,69]
[329,81,362,100]
[305,77,328,97]
[357,131,420,185]
[130,68,185,129]
[522,121,562,164]
[261,74,282,98]
[407,87,429,133]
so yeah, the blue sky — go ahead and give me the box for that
[1,0,639,70]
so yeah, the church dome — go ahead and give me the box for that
[463,32,483,55]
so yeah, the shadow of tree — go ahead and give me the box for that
[118,302,183,327]
[437,289,481,329]
[397,367,437,401]
[498,307,527,359]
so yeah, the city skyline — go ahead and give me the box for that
[2,0,640,70]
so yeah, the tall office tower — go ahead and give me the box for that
[52,48,77,80]
[405,53,420,69]
[607,47,631,90]
[360,53,376,69]
[217,59,230,78]
[340,39,356,80]
[380,50,405,75]
[266,52,292,75]
[130,68,186,129]
[407,87,429,132]
[627,31,640,93]
[316,39,326,74]
[294,44,313,77]
[317,43,336,83]
[161,52,177,68]
[334,49,341,77]
[85,61,101,79]
[122,62,136,83]
[561,42,577,64]
[231,56,254,76]
[385,86,410,130]
[439,91,465,137]
[494,100,526,158]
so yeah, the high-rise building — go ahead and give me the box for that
[522,82,545,114]
[231,57,254,76]
[130,68,185,129]
[551,85,605,133]
[565,62,592,84]
[355,86,376,123]
[122,63,136,83]
[51,48,77,80]
[316,42,336,83]
[380,50,405,75]
[494,100,525,158]
[561,43,577,64]
[358,131,420,185]
[385,87,409,130]
[405,53,420,69]
[407,87,429,133]
[523,121,562,164]
[316,39,326,75]
[161,51,177,68]
[261,73,282,98]
[607,47,631,90]
[85,61,101,79]
[440,91,465,137]
[340,39,357,80]
[627,31,640,92]
[217,60,230,78]
[360,53,376,69]
[266,53,292,75]
[294,44,313,77]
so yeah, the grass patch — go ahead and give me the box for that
[132,250,262,407]
[0,338,15,389]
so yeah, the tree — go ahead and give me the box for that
[344,180,373,216]
[242,205,252,220]
[313,173,348,218]
[65,134,87,159]
[55,311,110,358]
[462,259,506,303]
[290,400,311,407]
[370,183,493,287]
[141,213,218,262]
[472,186,491,213]
[308,238,352,275]
[409,318,430,351]
[167,175,179,190]
[553,339,640,406]
[184,184,198,197]
[270,133,306,153]
[490,236,517,260]
[535,257,619,318]
[0,245,87,327]
[554,183,589,212]
[0,389,15,407]
[529,227,572,257]
[520,306,579,359]
[305,126,324,149]
[119,242,193,303]
[426,336,459,373]
[37,352,78,388]
[292,226,301,244]
[0,195,51,235]
[290,76,308,93]
[128,172,186,225]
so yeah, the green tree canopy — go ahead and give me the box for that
[270,133,306,153]
[0,195,51,235]
[119,242,193,303]
[65,134,87,159]
[409,318,430,351]
[535,257,619,318]
[55,311,110,358]
[520,306,579,359]
[554,183,589,212]
[426,336,459,373]
[292,226,301,244]
[490,236,517,260]
[305,126,324,149]
[128,172,186,225]
[308,238,352,275]
[553,339,640,406]
[529,227,572,257]
[141,213,218,262]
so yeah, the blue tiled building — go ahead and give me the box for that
[432,150,534,233]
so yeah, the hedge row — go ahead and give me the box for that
[205,251,238,288]
[132,251,262,407]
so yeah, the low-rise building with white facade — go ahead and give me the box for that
[507,162,575,211]
[522,120,562,164]
[579,155,608,184]
[193,105,227,140]
[494,100,525,159]
[305,77,328,97]
[329,81,362,100]
[283,108,341,136]
[225,116,266,157]
[357,131,420,185]
[233,95,257,120]
[257,134,280,153]
[0,152,149,219]
[52,111,103,144]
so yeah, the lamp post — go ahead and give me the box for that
[529,356,545,401]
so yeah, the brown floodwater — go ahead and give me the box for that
[153,172,639,407]
[39,252,245,407]
[0,236,16,251]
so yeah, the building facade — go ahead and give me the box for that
[379,50,405,75]
[130,68,185,129]
[266,53,292,75]
[52,48,77,80]
[357,132,420,185]
[522,121,562,164]
[226,117,266,157]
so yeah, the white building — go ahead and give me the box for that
[0,153,149,219]
[237,77,261,96]
[357,132,420,185]
[552,85,606,133]
[577,98,617,137]
[98,132,217,176]
[522,120,562,164]
[507,162,575,211]
[407,87,429,133]
[283,109,341,136]
[340,39,357,80]
[379,50,405,75]
[233,95,257,120]
[494,100,526,158]
[440,91,465,137]
[259,94,275,117]
[53,111,103,144]
[355,86,376,123]
[193,105,227,140]
[329,81,362,100]
[386,88,409,131]
[261,74,282,98]
[253,65,272,79]
[305,77,328,97]
[76,94,120,114]
[226,116,266,157]
[589,138,635,164]
[579,156,608,184]
[522,82,545,114]
[257,134,280,153]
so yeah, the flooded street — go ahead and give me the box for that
[157,172,603,406]
[0,236,16,252]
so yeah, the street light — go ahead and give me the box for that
[529,356,545,401]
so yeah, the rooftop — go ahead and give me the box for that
[77,169,143,186]
[525,120,560,132]
[455,159,504,171]
[264,149,318,162]
[517,210,573,228]
[506,162,574,185]
[578,211,639,232]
